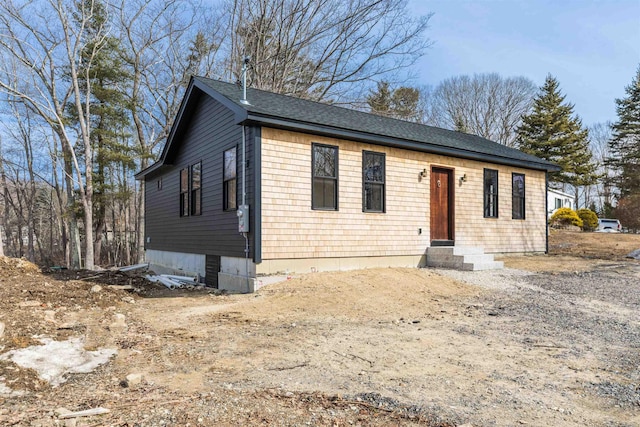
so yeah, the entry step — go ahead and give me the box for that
[426,246,503,271]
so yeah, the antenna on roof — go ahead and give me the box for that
[240,56,250,105]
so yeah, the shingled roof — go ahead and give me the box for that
[137,76,559,178]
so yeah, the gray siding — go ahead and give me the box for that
[144,92,257,260]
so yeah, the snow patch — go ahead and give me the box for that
[0,381,25,396]
[0,337,117,386]
[626,249,640,260]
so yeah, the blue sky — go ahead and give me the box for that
[407,0,640,127]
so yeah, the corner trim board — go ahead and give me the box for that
[254,127,262,263]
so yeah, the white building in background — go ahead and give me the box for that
[547,188,575,217]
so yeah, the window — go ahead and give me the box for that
[363,151,385,212]
[312,143,338,210]
[555,198,562,209]
[190,162,201,215]
[223,147,237,211]
[512,173,525,219]
[483,169,498,218]
[179,168,189,217]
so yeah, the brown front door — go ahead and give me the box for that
[430,167,454,243]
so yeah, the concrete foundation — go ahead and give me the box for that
[146,251,431,293]
[255,254,427,276]
[217,256,261,293]
[218,272,261,293]
[145,249,205,280]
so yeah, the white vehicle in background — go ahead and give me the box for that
[596,218,622,232]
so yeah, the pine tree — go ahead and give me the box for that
[367,81,422,122]
[606,66,640,198]
[69,0,133,263]
[453,115,468,133]
[516,75,598,189]
[367,81,393,117]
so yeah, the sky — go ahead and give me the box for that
[407,0,640,127]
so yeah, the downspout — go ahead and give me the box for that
[240,57,249,209]
[242,126,247,207]
[545,171,549,254]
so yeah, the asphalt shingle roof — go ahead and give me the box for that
[195,77,557,171]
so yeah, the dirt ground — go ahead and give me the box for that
[0,230,639,426]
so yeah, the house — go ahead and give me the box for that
[136,77,560,292]
[547,188,575,217]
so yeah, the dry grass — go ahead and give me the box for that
[499,229,640,272]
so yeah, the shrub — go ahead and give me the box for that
[550,207,583,228]
[576,208,598,231]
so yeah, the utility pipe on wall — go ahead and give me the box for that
[240,57,251,290]
[240,56,248,208]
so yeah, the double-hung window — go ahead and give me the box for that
[363,151,385,212]
[512,173,525,219]
[483,169,498,218]
[223,147,237,211]
[179,163,202,217]
[190,162,201,216]
[179,168,189,217]
[312,143,338,210]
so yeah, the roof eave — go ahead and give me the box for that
[135,77,250,179]
[134,161,171,180]
[245,113,560,172]
[192,77,249,124]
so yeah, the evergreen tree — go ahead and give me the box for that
[367,81,393,117]
[367,81,422,122]
[69,0,133,262]
[453,115,468,133]
[606,66,640,198]
[516,75,598,189]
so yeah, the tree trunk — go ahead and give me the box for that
[136,179,145,264]
[62,147,81,269]
[94,217,105,265]
[82,193,95,270]
[124,201,131,266]
[52,163,69,267]
[26,161,36,263]
[0,144,9,258]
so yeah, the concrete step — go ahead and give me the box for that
[427,246,485,256]
[426,254,496,268]
[461,261,505,271]
[426,246,503,271]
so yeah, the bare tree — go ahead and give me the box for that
[427,73,537,147]
[589,122,615,215]
[224,0,432,103]
[0,119,66,263]
[0,0,122,269]
[1,101,40,261]
[115,0,223,263]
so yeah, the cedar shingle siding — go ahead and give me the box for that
[260,128,547,261]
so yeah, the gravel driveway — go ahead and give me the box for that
[437,263,640,426]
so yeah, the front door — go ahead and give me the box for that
[430,167,454,244]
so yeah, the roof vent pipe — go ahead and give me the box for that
[240,56,250,105]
